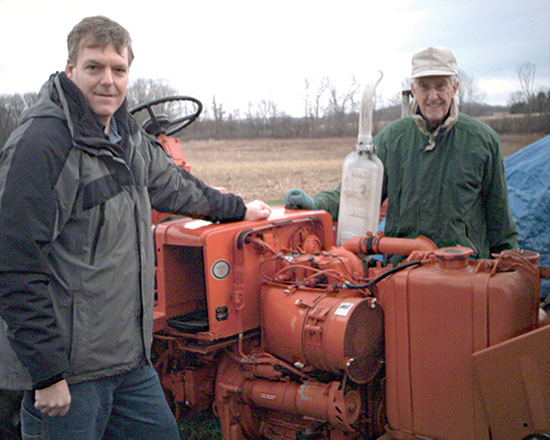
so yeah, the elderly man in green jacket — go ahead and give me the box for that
[285,46,518,258]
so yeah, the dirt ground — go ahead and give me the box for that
[182,133,545,204]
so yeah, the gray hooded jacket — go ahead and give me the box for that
[0,72,246,389]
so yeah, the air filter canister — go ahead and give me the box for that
[261,284,384,383]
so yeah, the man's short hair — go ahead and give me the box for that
[67,16,134,66]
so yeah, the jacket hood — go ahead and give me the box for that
[20,73,66,123]
[411,99,459,151]
[20,72,135,152]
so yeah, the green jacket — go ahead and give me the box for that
[313,103,518,258]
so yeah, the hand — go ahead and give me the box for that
[35,379,71,417]
[284,189,317,210]
[244,200,272,220]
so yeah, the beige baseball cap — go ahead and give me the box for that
[411,47,458,78]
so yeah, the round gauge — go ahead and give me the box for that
[212,259,231,280]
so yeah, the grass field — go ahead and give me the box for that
[182,133,545,205]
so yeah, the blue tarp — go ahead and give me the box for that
[505,135,550,299]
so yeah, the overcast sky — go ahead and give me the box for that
[1,0,548,116]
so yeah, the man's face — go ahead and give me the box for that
[66,43,129,129]
[411,76,459,126]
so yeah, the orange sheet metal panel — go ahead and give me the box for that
[154,208,335,339]
[473,324,550,440]
[380,248,539,440]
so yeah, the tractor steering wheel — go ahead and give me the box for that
[129,96,203,137]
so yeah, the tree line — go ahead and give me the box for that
[508,62,550,114]
[1,62,548,147]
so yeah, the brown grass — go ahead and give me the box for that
[182,133,545,204]
[499,133,543,157]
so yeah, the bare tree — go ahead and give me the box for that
[242,98,280,137]
[0,92,38,147]
[508,91,525,108]
[325,77,361,136]
[243,101,264,137]
[302,77,328,136]
[517,62,536,113]
[211,95,225,138]
[517,62,536,102]
[126,78,180,107]
[457,69,486,116]
[265,99,279,137]
[371,92,399,131]
[211,96,225,123]
[126,78,190,128]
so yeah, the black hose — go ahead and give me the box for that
[343,259,423,291]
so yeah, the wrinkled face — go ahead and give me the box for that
[66,43,129,130]
[411,76,459,127]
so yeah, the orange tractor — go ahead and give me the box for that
[131,96,550,440]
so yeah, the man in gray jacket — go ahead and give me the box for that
[0,15,270,439]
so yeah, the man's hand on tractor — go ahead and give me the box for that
[244,200,272,220]
[284,189,317,210]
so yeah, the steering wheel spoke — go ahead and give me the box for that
[129,96,203,136]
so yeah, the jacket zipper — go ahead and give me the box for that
[89,202,106,265]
